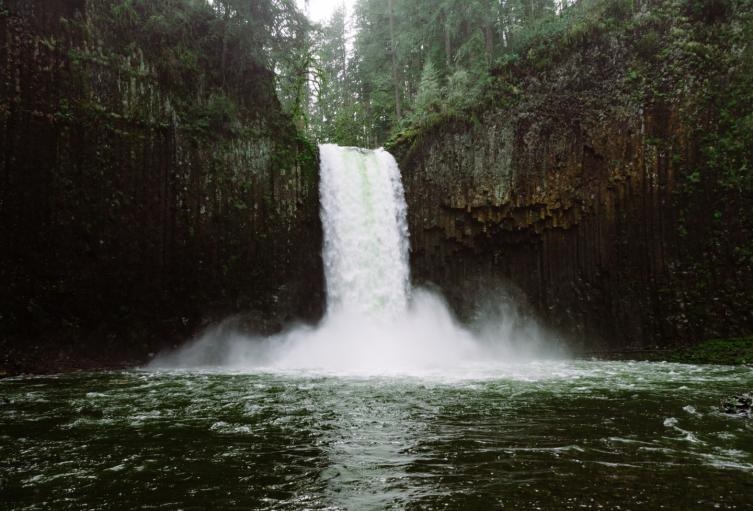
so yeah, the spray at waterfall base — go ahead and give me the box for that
[152,145,564,373]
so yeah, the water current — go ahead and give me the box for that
[1,363,752,509]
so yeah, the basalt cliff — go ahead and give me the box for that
[391,0,753,351]
[0,1,324,372]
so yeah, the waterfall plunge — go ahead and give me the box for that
[151,145,562,375]
[319,144,410,318]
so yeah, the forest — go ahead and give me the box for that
[308,0,592,146]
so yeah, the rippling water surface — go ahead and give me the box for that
[1,361,752,509]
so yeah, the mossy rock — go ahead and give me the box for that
[656,336,753,365]
[721,392,752,417]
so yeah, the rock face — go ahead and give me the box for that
[391,2,753,351]
[0,1,324,371]
[396,108,676,351]
[722,393,752,417]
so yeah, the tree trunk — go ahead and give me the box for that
[341,15,347,82]
[220,4,230,87]
[445,22,452,71]
[484,23,493,66]
[388,0,401,121]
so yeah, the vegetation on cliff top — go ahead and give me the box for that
[300,0,753,161]
[307,0,576,146]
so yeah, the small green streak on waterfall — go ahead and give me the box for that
[355,151,386,309]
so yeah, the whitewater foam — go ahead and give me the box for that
[150,144,562,375]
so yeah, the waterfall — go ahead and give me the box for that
[151,145,562,373]
[318,144,410,317]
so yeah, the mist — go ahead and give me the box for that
[150,286,566,376]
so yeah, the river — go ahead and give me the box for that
[2,361,751,509]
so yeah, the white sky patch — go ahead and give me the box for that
[298,0,354,23]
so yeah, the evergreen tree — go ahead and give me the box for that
[305,0,568,146]
[412,59,442,125]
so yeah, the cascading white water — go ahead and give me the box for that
[151,144,563,374]
[318,144,410,317]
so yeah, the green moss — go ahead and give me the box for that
[648,336,753,365]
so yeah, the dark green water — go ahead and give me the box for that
[1,361,751,510]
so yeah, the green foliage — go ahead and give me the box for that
[85,0,312,128]
[683,0,732,22]
[656,337,753,365]
[307,5,363,145]
[410,59,442,126]
[446,69,472,111]
[191,90,239,134]
[657,0,753,293]
[635,29,662,60]
[305,0,569,146]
